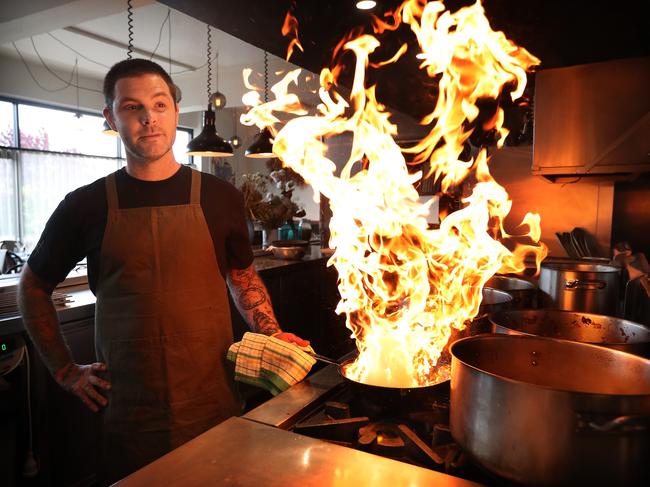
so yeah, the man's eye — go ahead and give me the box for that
[124,105,137,111]
[156,103,166,109]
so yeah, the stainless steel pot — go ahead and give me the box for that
[450,335,650,486]
[490,309,650,357]
[486,275,538,309]
[466,287,513,334]
[539,258,621,315]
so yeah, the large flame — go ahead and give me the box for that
[241,0,547,387]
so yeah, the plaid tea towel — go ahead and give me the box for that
[227,332,317,395]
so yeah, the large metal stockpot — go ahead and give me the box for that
[486,275,538,309]
[450,335,650,486]
[538,259,621,315]
[490,308,650,358]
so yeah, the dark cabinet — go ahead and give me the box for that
[29,317,100,487]
[230,258,353,359]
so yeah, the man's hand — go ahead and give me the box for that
[274,332,310,348]
[54,362,111,413]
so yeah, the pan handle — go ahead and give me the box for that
[565,279,607,290]
[308,353,341,366]
[577,414,649,433]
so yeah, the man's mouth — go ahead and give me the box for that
[139,133,163,140]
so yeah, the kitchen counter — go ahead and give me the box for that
[252,244,333,274]
[0,245,333,336]
[114,416,480,487]
[0,284,95,336]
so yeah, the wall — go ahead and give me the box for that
[488,145,614,257]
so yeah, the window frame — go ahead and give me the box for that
[0,96,194,247]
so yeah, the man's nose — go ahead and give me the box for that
[141,108,158,126]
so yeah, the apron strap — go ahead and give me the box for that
[190,169,201,205]
[105,172,119,210]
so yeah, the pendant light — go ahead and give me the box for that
[245,51,275,158]
[102,120,118,135]
[356,1,377,10]
[187,25,233,157]
[229,108,242,148]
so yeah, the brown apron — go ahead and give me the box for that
[95,169,241,485]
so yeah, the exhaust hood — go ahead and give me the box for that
[532,56,650,182]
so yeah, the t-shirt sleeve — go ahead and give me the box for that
[27,192,88,286]
[225,190,254,270]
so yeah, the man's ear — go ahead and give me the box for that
[103,106,117,131]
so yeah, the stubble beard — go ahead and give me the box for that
[123,135,173,165]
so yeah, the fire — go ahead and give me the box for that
[282,3,304,62]
[241,0,547,387]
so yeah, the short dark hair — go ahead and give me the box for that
[103,58,178,108]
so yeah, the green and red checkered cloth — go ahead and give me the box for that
[227,332,317,395]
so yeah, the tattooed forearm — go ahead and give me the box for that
[252,309,280,335]
[18,264,73,376]
[239,287,267,309]
[227,264,281,335]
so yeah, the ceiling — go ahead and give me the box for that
[0,0,301,112]
[160,0,650,120]
[1,0,648,121]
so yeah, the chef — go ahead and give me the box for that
[18,58,308,485]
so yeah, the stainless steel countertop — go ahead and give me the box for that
[243,361,345,428]
[115,416,482,487]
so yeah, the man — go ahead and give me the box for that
[18,58,308,484]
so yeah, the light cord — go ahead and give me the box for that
[126,0,134,59]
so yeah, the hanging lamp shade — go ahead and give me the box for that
[102,120,118,136]
[186,108,233,157]
[245,127,275,158]
[209,91,227,110]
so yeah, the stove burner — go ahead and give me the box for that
[358,422,406,456]
[288,380,495,483]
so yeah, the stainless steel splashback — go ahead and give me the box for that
[533,56,650,181]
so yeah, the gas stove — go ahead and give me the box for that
[243,363,507,486]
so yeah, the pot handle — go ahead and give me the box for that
[578,414,649,433]
[564,279,607,290]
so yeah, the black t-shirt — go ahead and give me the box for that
[28,165,253,294]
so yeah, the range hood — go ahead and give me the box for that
[532,56,650,182]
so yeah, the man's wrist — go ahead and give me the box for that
[53,361,75,384]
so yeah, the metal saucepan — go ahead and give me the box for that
[490,308,650,357]
[450,334,650,486]
[485,275,538,309]
[460,286,513,335]
[338,357,450,417]
[316,287,513,412]
[307,351,449,416]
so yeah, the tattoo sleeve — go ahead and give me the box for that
[18,264,73,377]
[226,264,281,336]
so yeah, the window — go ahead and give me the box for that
[18,104,117,157]
[0,149,18,241]
[0,98,193,252]
[0,101,14,146]
[173,128,192,165]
